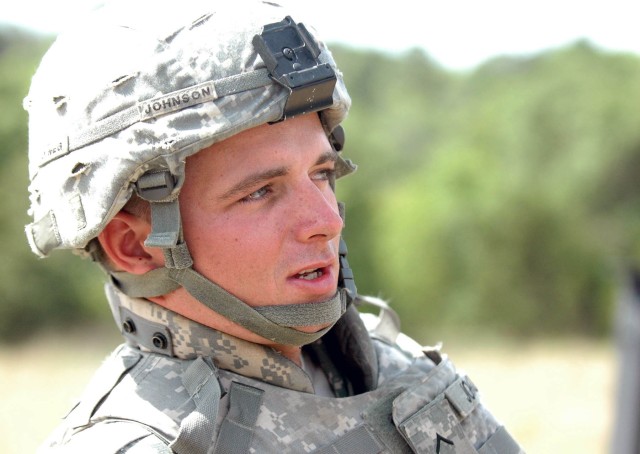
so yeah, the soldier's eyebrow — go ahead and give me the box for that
[220,166,288,201]
[315,150,338,166]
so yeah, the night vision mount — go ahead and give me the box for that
[253,16,337,120]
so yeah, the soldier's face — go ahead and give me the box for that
[176,113,343,332]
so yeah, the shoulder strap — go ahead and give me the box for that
[170,357,222,454]
[213,381,265,454]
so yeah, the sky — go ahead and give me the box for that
[2,0,639,70]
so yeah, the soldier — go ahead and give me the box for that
[25,1,524,452]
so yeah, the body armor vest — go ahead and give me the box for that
[46,340,522,454]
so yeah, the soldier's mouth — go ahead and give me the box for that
[295,268,324,280]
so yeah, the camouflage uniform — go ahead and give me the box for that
[39,284,524,454]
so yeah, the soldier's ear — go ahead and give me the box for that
[97,211,165,274]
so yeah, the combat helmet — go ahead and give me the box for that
[24,0,358,346]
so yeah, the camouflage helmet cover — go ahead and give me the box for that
[24,0,351,257]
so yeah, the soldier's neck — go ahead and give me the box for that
[272,345,302,366]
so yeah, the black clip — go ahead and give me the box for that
[338,238,357,304]
[329,125,345,152]
[253,16,337,120]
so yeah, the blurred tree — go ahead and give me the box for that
[0,28,108,342]
[334,41,640,340]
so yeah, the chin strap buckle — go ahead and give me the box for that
[135,171,182,249]
[135,170,176,202]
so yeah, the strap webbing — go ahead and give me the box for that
[144,200,182,249]
[254,297,346,327]
[213,382,264,454]
[355,295,401,345]
[111,269,181,298]
[170,357,221,454]
[26,211,61,257]
[312,425,384,454]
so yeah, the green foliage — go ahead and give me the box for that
[2,30,639,342]
[0,29,109,342]
[333,42,640,340]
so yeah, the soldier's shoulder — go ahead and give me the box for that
[39,345,194,454]
[38,420,172,454]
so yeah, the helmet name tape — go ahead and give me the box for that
[253,16,337,120]
[139,81,216,120]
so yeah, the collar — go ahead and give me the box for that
[105,283,314,393]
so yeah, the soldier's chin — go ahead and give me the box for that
[294,322,334,334]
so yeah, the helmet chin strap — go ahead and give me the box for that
[111,266,348,346]
[110,171,356,346]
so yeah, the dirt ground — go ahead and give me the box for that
[0,330,615,453]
